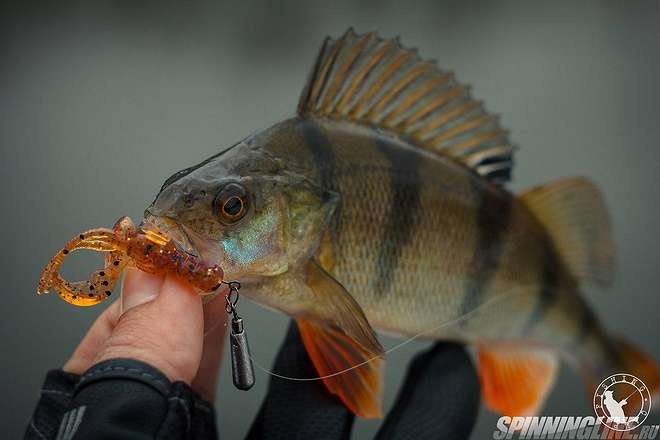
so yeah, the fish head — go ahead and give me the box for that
[144,130,336,287]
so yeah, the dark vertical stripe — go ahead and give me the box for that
[570,300,619,378]
[460,181,513,317]
[373,139,421,296]
[301,120,338,192]
[522,241,560,333]
[300,120,342,251]
[570,287,607,352]
[575,301,598,345]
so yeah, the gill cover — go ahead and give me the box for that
[149,140,337,279]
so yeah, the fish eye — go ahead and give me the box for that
[214,183,248,225]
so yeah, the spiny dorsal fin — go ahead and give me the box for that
[298,28,515,184]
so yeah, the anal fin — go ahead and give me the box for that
[478,343,558,416]
[297,318,384,419]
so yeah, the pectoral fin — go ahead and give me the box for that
[305,260,383,356]
[297,318,384,418]
[299,260,384,418]
[478,343,558,416]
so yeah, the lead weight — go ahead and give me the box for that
[230,316,255,390]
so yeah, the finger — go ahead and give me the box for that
[375,342,480,440]
[246,321,354,440]
[95,270,204,384]
[192,295,228,401]
[120,266,165,312]
[63,300,121,374]
[63,265,162,375]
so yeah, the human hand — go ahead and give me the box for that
[28,271,479,440]
[25,267,227,440]
[63,266,227,401]
[247,322,481,440]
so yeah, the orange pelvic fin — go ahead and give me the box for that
[478,343,558,417]
[297,318,384,419]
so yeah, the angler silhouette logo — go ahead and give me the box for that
[593,373,651,431]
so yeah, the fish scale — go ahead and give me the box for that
[293,118,556,342]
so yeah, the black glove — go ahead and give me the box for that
[25,359,217,440]
[25,324,479,439]
[247,322,480,440]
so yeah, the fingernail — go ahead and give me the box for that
[121,267,165,313]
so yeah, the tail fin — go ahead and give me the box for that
[576,337,660,421]
[519,177,615,287]
[612,338,660,403]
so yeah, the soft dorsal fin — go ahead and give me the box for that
[519,177,615,287]
[298,28,515,184]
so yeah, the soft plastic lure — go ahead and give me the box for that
[37,216,224,306]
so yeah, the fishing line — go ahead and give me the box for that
[203,314,224,337]
[202,286,233,337]
[249,288,531,382]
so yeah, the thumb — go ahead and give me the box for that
[95,267,205,384]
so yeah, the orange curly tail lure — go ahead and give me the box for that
[37,216,224,306]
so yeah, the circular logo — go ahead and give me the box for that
[593,373,651,431]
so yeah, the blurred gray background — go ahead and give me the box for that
[2,1,659,438]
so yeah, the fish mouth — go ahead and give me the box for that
[142,210,227,268]
[141,213,230,301]
[141,211,203,259]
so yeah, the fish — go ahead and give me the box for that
[144,29,659,419]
